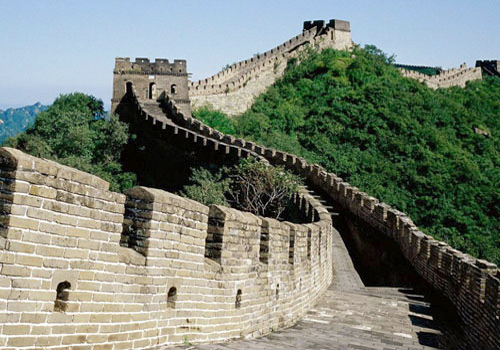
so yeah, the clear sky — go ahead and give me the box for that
[0,0,499,110]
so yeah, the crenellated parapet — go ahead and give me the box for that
[114,57,188,75]
[476,59,500,77]
[148,88,499,350]
[399,63,483,88]
[0,135,333,349]
[112,57,191,116]
[303,19,350,32]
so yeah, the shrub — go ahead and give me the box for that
[181,168,230,206]
[181,158,302,219]
[192,106,235,134]
[226,158,301,219]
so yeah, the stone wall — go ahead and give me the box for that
[296,165,499,350]
[112,58,191,117]
[0,147,333,349]
[156,91,499,350]
[188,19,487,116]
[189,19,352,116]
[399,63,483,89]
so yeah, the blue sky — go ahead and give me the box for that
[0,0,498,110]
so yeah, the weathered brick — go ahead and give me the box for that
[3,324,30,335]
[29,185,57,199]
[8,216,40,230]
[8,336,36,347]
[1,264,31,277]
[15,254,43,267]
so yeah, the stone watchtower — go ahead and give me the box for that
[111,57,191,116]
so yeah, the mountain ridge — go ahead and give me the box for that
[0,102,47,143]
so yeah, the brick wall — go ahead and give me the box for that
[156,90,499,350]
[302,159,500,350]
[0,147,333,349]
[188,20,352,116]
[399,63,483,89]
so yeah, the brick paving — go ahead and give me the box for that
[158,228,444,350]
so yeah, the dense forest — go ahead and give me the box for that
[195,46,500,265]
[0,102,46,143]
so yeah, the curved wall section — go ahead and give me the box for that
[399,63,482,89]
[0,147,333,349]
[156,89,499,350]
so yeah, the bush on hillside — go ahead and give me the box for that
[192,106,235,134]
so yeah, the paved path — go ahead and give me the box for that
[156,227,444,350]
[329,227,365,292]
[144,104,446,350]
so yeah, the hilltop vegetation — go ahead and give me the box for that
[194,46,500,265]
[3,93,136,191]
[0,103,46,143]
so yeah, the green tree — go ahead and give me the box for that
[4,93,136,192]
[181,168,230,206]
[181,158,302,219]
[226,158,301,219]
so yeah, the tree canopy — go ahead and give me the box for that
[3,93,136,192]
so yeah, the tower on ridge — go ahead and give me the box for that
[111,57,191,116]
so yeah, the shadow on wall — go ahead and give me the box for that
[114,92,240,193]
[335,208,418,287]
[330,199,466,350]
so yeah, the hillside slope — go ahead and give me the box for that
[196,46,500,264]
[0,102,46,143]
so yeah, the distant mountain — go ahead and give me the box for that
[0,102,47,143]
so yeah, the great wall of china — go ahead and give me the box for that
[188,20,352,116]
[398,63,483,89]
[186,20,498,116]
[0,19,499,350]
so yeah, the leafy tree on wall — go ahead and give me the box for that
[181,158,301,220]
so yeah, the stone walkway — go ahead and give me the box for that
[156,228,444,350]
[329,227,365,292]
[144,104,446,350]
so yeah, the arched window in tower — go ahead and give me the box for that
[149,82,156,99]
[126,82,132,94]
[171,84,177,94]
